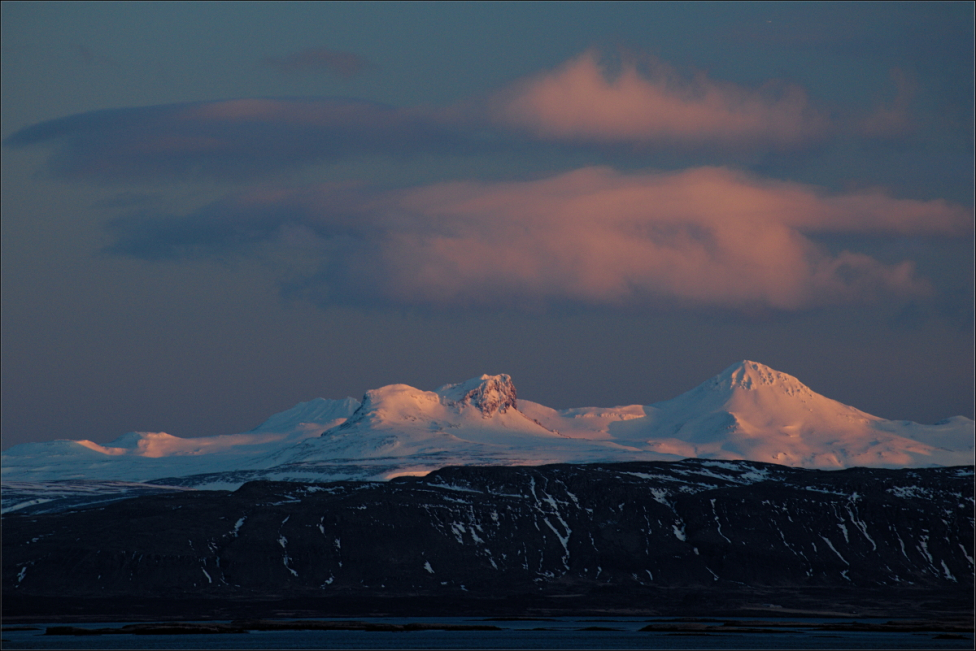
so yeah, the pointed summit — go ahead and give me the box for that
[713,360,813,396]
[619,360,963,468]
[681,360,821,414]
[672,360,872,424]
[436,374,518,417]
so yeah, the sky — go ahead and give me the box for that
[2,2,973,449]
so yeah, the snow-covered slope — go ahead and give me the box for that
[603,361,974,468]
[1,397,361,484]
[2,363,972,490]
[247,375,674,484]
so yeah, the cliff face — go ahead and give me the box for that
[3,460,973,617]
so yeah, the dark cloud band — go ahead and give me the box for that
[4,98,480,181]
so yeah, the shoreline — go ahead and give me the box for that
[6,616,972,638]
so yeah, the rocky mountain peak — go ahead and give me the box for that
[436,374,518,417]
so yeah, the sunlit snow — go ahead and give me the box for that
[3,362,972,490]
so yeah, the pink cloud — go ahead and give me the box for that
[294,167,967,311]
[105,166,970,311]
[488,51,829,148]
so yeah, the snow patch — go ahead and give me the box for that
[941,560,957,582]
[959,544,975,566]
[672,522,686,542]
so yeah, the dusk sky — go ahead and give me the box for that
[2,2,973,449]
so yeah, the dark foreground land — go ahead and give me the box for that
[4,588,976,627]
[3,461,974,625]
[3,616,972,651]
[15,616,974,638]
[4,584,974,624]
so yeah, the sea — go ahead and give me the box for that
[1,617,972,650]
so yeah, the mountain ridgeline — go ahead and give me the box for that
[2,362,973,493]
[4,460,973,619]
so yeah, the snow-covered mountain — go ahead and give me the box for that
[0,397,358,489]
[2,362,972,492]
[584,361,975,468]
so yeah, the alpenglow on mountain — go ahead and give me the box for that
[2,361,972,490]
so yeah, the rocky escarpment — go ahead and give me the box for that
[433,373,519,417]
[452,374,518,416]
[3,460,973,619]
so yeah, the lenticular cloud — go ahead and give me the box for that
[2,49,911,182]
[489,50,828,148]
[107,166,969,312]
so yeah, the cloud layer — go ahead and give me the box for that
[6,50,906,181]
[106,167,970,312]
[5,99,471,181]
[488,51,829,148]
[7,48,965,315]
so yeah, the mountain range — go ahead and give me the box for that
[2,361,972,496]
